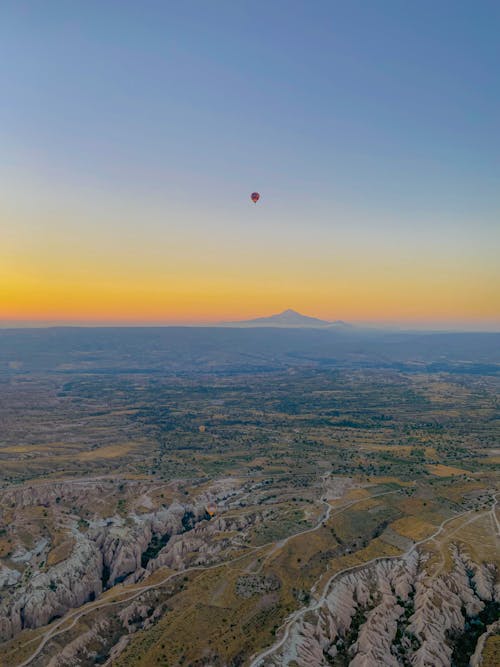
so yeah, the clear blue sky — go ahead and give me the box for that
[1,1,499,327]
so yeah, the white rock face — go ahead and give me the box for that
[260,547,498,667]
[0,482,243,641]
[1,480,116,510]
[469,559,496,601]
[0,533,103,641]
[265,554,418,667]
[144,508,264,574]
[46,618,110,667]
[0,565,21,588]
[10,538,49,564]
[407,547,490,667]
[0,501,201,640]
[349,593,404,667]
[91,502,193,586]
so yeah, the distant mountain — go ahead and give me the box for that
[223,309,333,328]
[326,320,353,330]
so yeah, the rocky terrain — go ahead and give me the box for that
[1,482,498,667]
[0,477,250,642]
[254,544,499,666]
[0,532,103,641]
[0,345,498,666]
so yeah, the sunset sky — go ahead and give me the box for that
[1,2,499,329]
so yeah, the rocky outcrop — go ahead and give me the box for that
[0,484,243,641]
[407,547,499,667]
[0,565,21,588]
[104,635,130,665]
[118,598,163,632]
[90,501,195,586]
[468,557,496,601]
[42,594,165,666]
[144,522,232,572]
[144,508,266,574]
[260,547,498,667]
[0,532,102,641]
[237,574,281,598]
[1,479,119,510]
[46,619,111,667]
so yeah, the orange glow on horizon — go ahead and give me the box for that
[2,267,499,328]
[1,186,498,330]
[1,7,499,333]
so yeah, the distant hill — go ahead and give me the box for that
[223,309,332,328]
[0,327,499,375]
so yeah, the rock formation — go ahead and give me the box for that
[261,547,498,666]
[0,532,102,640]
[0,481,245,641]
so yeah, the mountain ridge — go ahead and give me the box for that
[221,309,350,328]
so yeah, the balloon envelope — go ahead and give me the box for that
[251,192,260,203]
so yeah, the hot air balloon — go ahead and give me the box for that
[206,502,217,518]
[251,192,260,204]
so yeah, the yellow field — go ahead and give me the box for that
[0,626,47,667]
[362,444,438,460]
[478,455,500,465]
[481,635,500,667]
[421,511,498,575]
[77,444,136,460]
[139,566,177,586]
[341,537,401,567]
[365,475,415,486]
[47,536,75,567]
[313,537,402,595]
[391,516,437,541]
[0,441,80,454]
[426,464,469,477]
[439,479,493,503]
[0,538,12,558]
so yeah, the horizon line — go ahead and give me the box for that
[1,319,499,333]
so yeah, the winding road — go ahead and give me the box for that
[12,475,395,666]
[248,504,484,667]
[11,482,490,667]
[11,472,334,666]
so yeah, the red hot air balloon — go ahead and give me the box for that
[251,192,260,204]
